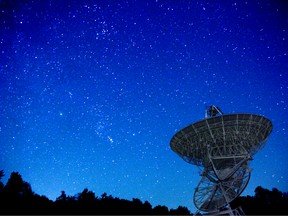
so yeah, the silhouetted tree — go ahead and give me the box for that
[1,172,34,214]
[78,188,96,202]
[231,186,288,215]
[0,170,4,192]
[76,188,97,214]
[2,170,288,215]
[31,194,53,214]
[153,205,169,215]
[0,170,5,213]
[170,205,191,215]
[143,200,153,214]
[4,172,32,195]
[56,190,67,201]
[54,190,78,214]
[128,198,153,214]
[101,192,113,200]
[101,192,108,199]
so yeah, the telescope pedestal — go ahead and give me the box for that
[193,145,251,214]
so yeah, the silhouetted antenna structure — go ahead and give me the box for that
[205,105,223,118]
[170,105,272,216]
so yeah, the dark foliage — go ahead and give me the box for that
[231,186,288,215]
[170,206,190,215]
[0,170,190,215]
[0,170,287,215]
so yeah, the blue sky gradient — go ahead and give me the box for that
[0,0,287,212]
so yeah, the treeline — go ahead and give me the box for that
[0,170,288,215]
[231,186,288,215]
[0,171,190,215]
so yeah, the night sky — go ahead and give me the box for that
[0,0,287,212]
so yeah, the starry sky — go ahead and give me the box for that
[0,0,287,212]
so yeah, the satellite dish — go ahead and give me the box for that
[170,105,272,215]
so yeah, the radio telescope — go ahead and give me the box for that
[170,105,272,215]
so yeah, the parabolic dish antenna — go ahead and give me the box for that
[170,105,272,215]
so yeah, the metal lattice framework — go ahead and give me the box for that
[170,107,272,215]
